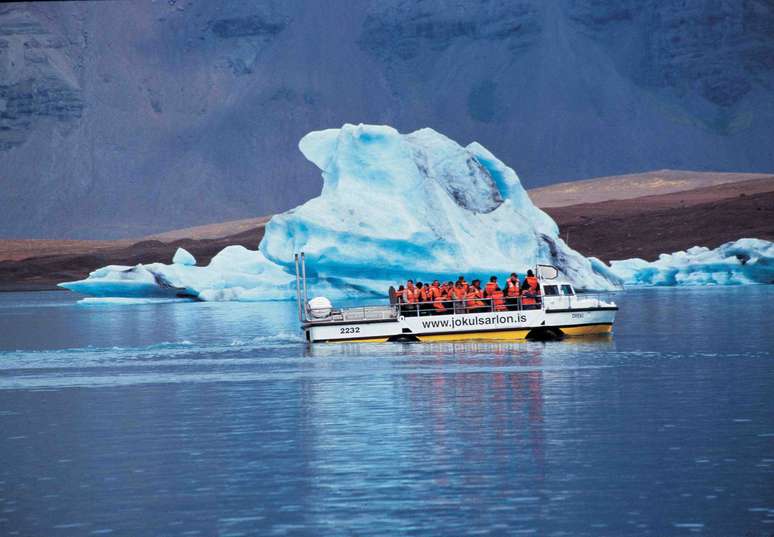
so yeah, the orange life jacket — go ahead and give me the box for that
[506,279,520,297]
[466,288,485,310]
[491,289,507,311]
[484,282,497,297]
[419,287,430,303]
[451,287,466,302]
[525,276,539,293]
[431,286,446,311]
[522,276,540,305]
[405,286,418,304]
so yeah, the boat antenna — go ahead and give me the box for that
[301,251,309,319]
[294,253,303,321]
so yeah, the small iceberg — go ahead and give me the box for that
[607,239,774,286]
[60,123,625,301]
[172,247,196,266]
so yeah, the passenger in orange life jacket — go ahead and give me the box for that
[417,282,433,313]
[443,281,455,311]
[430,280,446,314]
[466,279,486,312]
[439,281,450,297]
[490,286,507,311]
[457,275,469,293]
[429,280,441,296]
[521,270,541,308]
[396,285,406,304]
[505,272,520,310]
[414,282,427,311]
[451,281,467,313]
[405,280,418,304]
[484,276,498,309]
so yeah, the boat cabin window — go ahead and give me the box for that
[560,284,574,296]
[543,285,559,296]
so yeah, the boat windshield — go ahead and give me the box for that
[560,284,574,296]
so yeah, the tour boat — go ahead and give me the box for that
[294,253,618,343]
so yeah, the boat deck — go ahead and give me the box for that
[306,294,615,326]
[315,305,398,324]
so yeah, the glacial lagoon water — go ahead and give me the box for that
[0,288,772,536]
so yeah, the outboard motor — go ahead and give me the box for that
[308,296,332,319]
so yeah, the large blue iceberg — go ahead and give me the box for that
[607,239,774,286]
[60,124,624,301]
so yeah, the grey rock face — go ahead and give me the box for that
[0,0,772,239]
[0,7,83,151]
[209,9,289,75]
[359,1,541,61]
[568,0,774,109]
[211,15,286,39]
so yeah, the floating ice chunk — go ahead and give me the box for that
[172,247,196,266]
[60,247,297,301]
[60,123,623,301]
[261,123,619,293]
[60,264,182,298]
[78,297,192,305]
[607,239,774,286]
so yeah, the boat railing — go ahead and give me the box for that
[306,296,543,323]
[543,292,617,310]
[304,304,398,323]
[394,295,542,317]
[341,305,398,322]
[304,293,616,323]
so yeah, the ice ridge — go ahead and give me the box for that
[60,123,627,301]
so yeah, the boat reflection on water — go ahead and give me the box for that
[300,336,616,510]
[302,335,615,358]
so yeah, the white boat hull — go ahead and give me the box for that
[304,305,617,343]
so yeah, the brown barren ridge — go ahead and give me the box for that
[539,174,774,262]
[1,171,772,291]
[0,218,270,291]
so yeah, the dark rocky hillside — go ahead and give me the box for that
[543,181,774,261]
[1,1,772,239]
[1,171,771,291]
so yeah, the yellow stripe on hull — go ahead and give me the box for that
[417,329,531,342]
[561,324,613,336]
[322,337,390,343]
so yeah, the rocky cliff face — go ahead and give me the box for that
[1,0,772,239]
[0,8,84,151]
[568,0,774,124]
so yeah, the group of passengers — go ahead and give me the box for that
[395,270,541,315]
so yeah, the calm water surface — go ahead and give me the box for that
[0,288,772,536]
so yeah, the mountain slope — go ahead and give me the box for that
[1,0,773,239]
[530,170,774,207]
